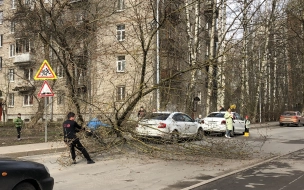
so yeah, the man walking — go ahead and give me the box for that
[63,112,95,164]
[13,113,23,140]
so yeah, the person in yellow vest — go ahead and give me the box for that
[224,108,233,138]
[13,113,24,140]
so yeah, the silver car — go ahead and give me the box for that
[135,112,204,142]
[200,112,246,136]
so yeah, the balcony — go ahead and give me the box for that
[12,85,35,93]
[14,53,34,67]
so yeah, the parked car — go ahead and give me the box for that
[135,112,204,142]
[0,157,54,190]
[200,112,246,136]
[279,111,304,126]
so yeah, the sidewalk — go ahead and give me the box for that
[0,122,278,158]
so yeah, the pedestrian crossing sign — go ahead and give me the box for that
[34,60,57,80]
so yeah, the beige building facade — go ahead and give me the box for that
[0,0,218,123]
[0,0,157,122]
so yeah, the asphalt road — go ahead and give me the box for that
[192,148,304,190]
[21,125,304,190]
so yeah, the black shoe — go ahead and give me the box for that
[72,160,76,164]
[87,160,95,164]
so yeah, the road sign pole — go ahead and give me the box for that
[34,60,56,142]
[45,97,48,143]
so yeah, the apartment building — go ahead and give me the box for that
[0,0,218,122]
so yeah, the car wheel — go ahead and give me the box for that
[13,182,36,190]
[297,121,302,127]
[196,128,204,141]
[171,130,179,143]
[279,123,283,126]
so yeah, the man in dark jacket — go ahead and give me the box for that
[63,112,95,164]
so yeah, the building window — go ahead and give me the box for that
[23,94,33,106]
[117,56,125,72]
[10,44,15,57]
[24,0,32,5]
[0,57,2,70]
[16,39,30,54]
[117,24,125,41]
[57,65,65,78]
[57,92,64,105]
[10,21,15,33]
[117,0,124,11]
[116,86,125,101]
[0,34,2,47]
[9,69,14,82]
[8,93,14,107]
[0,11,3,25]
[12,0,16,9]
[24,68,33,80]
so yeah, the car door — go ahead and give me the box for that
[233,113,245,134]
[181,114,197,135]
[297,111,304,124]
[172,113,186,134]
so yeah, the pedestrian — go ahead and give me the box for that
[13,113,23,140]
[219,106,225,112]
[87,115,110,131]
[86,115,111,142]
[195,114,203,123]
[63,112,95,164]
[224,108,233,138]
[245,115,251,133]
[137,106,146,119]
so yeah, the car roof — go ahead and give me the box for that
[152,112,187,114]
[152,111,172,114]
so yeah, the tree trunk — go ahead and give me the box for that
[206,0,217,115]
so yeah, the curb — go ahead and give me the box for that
[2,147,67,158]
[0,142,68,158]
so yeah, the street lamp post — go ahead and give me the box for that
[259,47,262,123]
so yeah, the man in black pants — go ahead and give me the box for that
[63,112,95,164]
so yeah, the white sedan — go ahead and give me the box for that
[135,112,204,142]
[200,112,246,136]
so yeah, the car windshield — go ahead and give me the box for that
[207,113,225,118]
[282,112,295,116]
[143,113,170,120]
